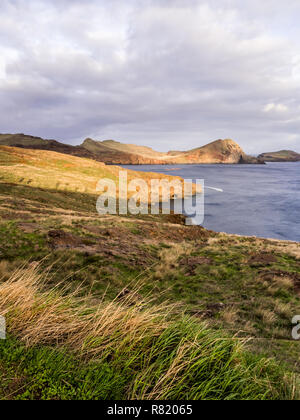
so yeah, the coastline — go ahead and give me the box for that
[0,177,299,399]
[122,162,300,243]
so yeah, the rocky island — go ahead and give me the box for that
[258,150,300,162]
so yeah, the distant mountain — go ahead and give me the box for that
[0,134,163,165]
[0,133,264,164]
[81,138,263,164]
[258,150,300,162]
[81,138,164,164]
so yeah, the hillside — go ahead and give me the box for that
[82,138,263,164]
[0,133,109,162]
[0,146,199,200]
[0,133,151,165]
[258,150,300,162]
[0,133,48,147]
[81,138,164,164]
[0,146,299,399]
[0,169,299,399]
[0,133,264,164]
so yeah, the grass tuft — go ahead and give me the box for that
[0,265,298,400]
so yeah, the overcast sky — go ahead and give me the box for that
[0,0,300,153]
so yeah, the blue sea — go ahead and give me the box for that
[122,162,300,242]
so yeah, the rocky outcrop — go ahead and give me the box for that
[164,139,264,164]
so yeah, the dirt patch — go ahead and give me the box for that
[164,214,186,225]
[248,253,277,267]
[140,224,211,243]
[180,256,213,275]
[84,220,212,244]
[47,228,153,267]
[48,229,83,249]
[101,243,153,268]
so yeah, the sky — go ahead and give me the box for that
[0,0,300,154]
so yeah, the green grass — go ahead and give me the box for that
[0,177,299,399]
[128,318,296,400]
[0,208,299,353]
[0,221,46,260]
[0,183,98,213]
[0,322,297,400]
[0,187,299,373]
[0,337,126,400]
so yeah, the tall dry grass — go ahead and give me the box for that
[0,265,169,358]
[0,264,298,400]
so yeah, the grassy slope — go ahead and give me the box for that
[0,149,299,399]
[0,134,48,146]
[0,146,198,197]
[82,138,165,163]
[99,139,167,159]
[0,261,297,400]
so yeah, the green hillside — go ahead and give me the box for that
[0,148,299,399]
[0,133,48,147]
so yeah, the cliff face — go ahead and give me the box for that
[0,133,263,165]
[258,150,300,162]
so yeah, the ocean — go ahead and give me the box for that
[121,162,300,242]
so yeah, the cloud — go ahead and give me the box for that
[263,103,289,113]
[0,0,299,153]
